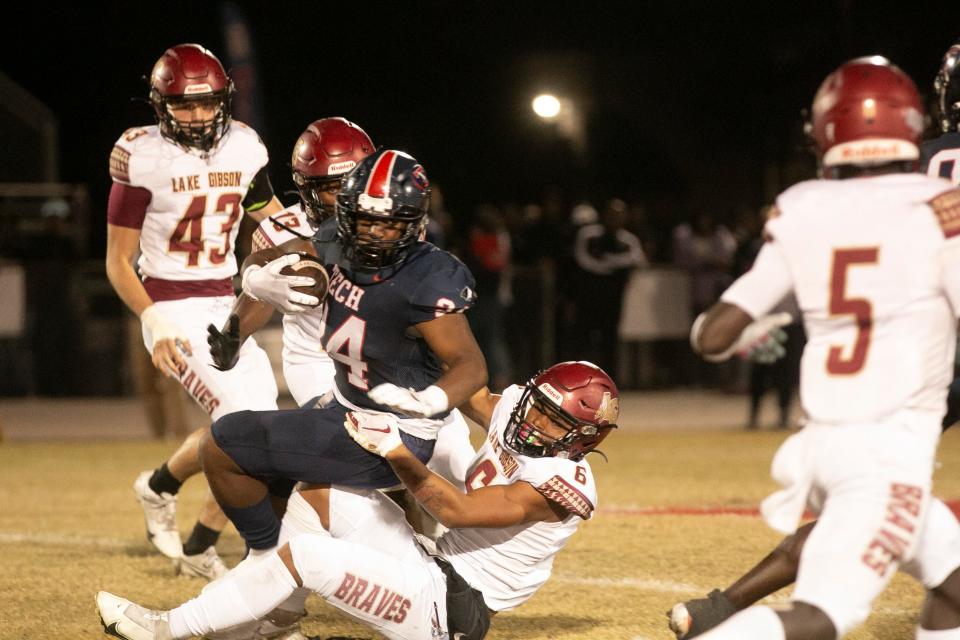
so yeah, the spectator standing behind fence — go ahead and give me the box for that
[464,205,513,391]
[571,199,646,376]
[673,211,737,387]
[735,205,801,429]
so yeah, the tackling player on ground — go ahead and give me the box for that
[106,44,285,580]
[96,361,618,640]
[198,149,487,564]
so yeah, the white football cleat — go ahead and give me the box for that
[178,546,229,581]
[96,591,173,640]
[133,470,182,559]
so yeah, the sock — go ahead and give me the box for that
[917,628,960,639]
[169,552,298,638]
[149,463,183,497]
[182,522,221,556]
[222,495,281,550]
[699,605,785,640]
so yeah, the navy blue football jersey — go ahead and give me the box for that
[921,132,960,182]
[311,221,476,415]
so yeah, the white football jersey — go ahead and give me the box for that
[110,122,269,281]
[252,205,330,368]
[436,384,598,611]
[723,174,960,423]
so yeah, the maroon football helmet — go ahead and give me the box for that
[809,56,924,172]
[505,361,619,461]
[149,44,234,152]
[291,117,375,224]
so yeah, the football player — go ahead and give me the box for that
[680,57,960,640]
[197,149,487,563]
[107,43,286,580]
[669,48,960,640]
[209,118,478,506]
[96,361,617,640]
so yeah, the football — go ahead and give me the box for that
[280,253,329,307]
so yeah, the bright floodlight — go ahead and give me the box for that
[532,94,561,119]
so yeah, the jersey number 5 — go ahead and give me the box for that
[827,247,879,375]
[169,194,243,267]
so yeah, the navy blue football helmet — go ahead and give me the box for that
[336,149,430,270]
[935,44,960,133]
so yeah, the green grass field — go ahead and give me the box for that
[1,427,958,639]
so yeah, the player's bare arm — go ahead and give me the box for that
[416,312,488,410]
[384,445,563,528]
[457,387,501,429]
[694,302,754,357]
[105,223,191,375]
[105,224,154,317]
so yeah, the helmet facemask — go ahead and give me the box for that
[294,172,342,225]
[336,194,426,271]
[152,88,233,153]
[505,384,601,460]
[936,61,960,134]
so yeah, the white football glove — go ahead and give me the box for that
[367,383,449,419]
[344,411,403,457]
[703,312,792,364]
[241,253,318,313]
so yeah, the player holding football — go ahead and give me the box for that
[669,48,960,640]
[106,44,285,579]
[677,57,960,640]
[208,119,477,499]
[97,361,618,640]
[197,149,487,564]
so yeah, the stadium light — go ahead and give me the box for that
[532,94,561,119]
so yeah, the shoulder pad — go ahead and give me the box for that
[109,144,132,183]
[535,474,595,519]
[929,188,960,238]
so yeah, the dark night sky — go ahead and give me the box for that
[4,1,959,251]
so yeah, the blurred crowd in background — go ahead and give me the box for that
[0,181,803,433]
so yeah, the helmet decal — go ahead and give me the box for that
[595,392,619,424]
[364,150,398,200]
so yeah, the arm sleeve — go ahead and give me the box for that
[242,165,276,213]
[407,255,477,324]
[107,183,151,229]
[720,240,794,319]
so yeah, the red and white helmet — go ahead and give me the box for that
[810,56,924,170]
[291,117,375,224]
[505,361,619,461]
[149,43,234,152]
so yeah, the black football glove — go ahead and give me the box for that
[207,313,241,371]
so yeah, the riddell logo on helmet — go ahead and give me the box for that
[184,84,213,94]
[538,383,563,405]
[840,142,904,160]
[329,160,357,174]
